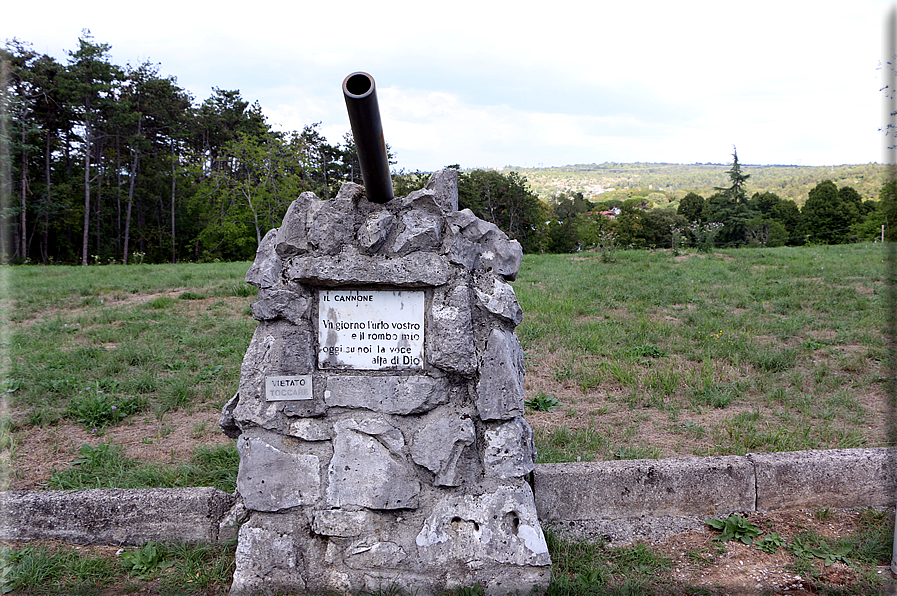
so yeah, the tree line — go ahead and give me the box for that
[1,34,892,265]
[472,150,893,254]
[0,33,373,265]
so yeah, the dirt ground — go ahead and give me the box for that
[5,406,231,490]
[648,508,896,595]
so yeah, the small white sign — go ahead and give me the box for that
[265,375,313,401]
[319,290,425,370]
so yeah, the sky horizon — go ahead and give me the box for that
[4,1,894,171]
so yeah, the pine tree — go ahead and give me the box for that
[715,147,750,203]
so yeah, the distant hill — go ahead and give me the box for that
[498,163,887,207]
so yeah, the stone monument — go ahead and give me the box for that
[219,72,549,596]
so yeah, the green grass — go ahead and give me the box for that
[1,244,891,486]
[514,243,890,462]
[45,442,239,493]
[0,540,236,595]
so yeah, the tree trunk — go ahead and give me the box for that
[81,126,91,266]
[95,137,103,258]
[115,136,122,255]
[0,60,10,263]
[42,130,52,264]
[19,124,27,259]
[170,139,176,262]
[122,149,138,265]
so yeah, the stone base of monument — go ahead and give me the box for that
[221,170,550,596]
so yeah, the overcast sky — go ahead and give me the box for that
[4,1,894,171]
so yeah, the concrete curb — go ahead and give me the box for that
[533,447,897,543]
[0,487,236,546]
[1,448,894,546]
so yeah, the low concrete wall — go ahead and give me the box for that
[748,448,897,511]
[532,447,897,543]
[1,448,894,546]
[0,487,235,545]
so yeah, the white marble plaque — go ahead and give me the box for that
[265,375,313,401]
[318,290,425,370]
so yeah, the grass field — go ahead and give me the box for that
[516,243,893,463]
[0,243,892,490]
[0,243,893,594]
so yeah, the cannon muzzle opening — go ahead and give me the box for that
[343,72,394,204]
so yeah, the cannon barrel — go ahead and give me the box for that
[342,72,394,204]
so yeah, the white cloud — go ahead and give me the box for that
[4,0,892,168]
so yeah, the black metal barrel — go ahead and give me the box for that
[342,72,394,204]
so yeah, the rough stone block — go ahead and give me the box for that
[533,456,755,522]
[327,417,420,509]
[286,418,333,441]
[345,539,407,569]
[400,188,443,214]
[357,210,395,252]
[324,375,449,415]
[474,275,523,326]
[307,188,360,254]
[245,228,281,289]
[426,285,477,375]
[475,329,525,421]
[483,418,535,479]
[415,485,550,567]
[250,289,309,325]
[392,211,443,254]
[424,168,459,213]
[411,415,476,486]
[311,510,372,537]
[749,448,897,510]
[283,247,450,287]
[274,192,323,258]
[237,436,321,512]
[229,515,307,596]
[444,210,522,280]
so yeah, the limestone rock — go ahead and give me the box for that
[357,210,395,252]
[230,524,302,595]
[424,168,459,213]
[236,436,320,512]
[311,510,372,537]
[324,375,449,415]
[307,185,361,254]
[251,289,309,325]
[219,392,241,439]
[426,285,477,375]
[474,329,526,421]
[283,247,450,287]
[411,416,476,486]
[415,485,550,567]
[483,418,535,479]
[392,211,443,254]
[444,210,522,280]
[345,539,407,569]
[474,276,523,326]
[274,192,323,258]
[286,418,333,442]
[400,188,442,214]
[245,228,281,289]
[327,417,420,510]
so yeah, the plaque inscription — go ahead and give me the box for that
[318,290,425,370]
[265,375,313,401]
